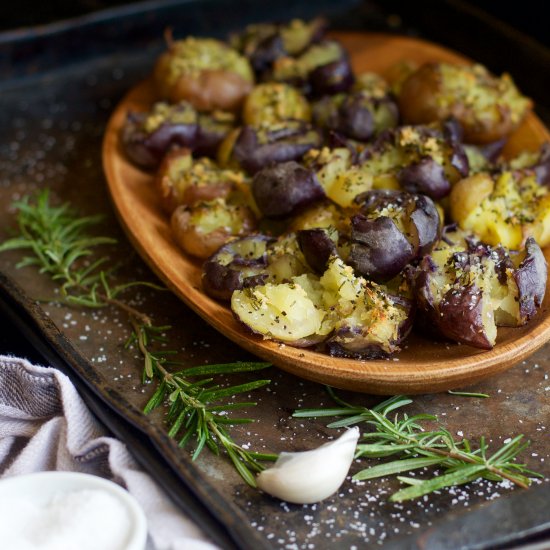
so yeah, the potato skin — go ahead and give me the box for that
[224,122,321,175]
[515,237,547,321]
[155,149,243,214]
[297,228,339,274]
[121,105,198,169]
[349,190,440,281]
[153,38,254,112]
[202,235,273,301]
[413,255,494,350]
[252,161,325,218]
[171,201,256,259]
[156,65,253,112]
[412,229,547,349]
[350,215,415,281]
[398,62,532,144]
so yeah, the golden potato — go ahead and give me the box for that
[449,171,550,249]
[154,36,254,111]
[155,149,247,214]
[171,200,256,259]
[398,62,532,144]
[243,83,311,126]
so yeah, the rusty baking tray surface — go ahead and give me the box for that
[1,1,549,548]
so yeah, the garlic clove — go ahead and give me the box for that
[256,427,359,504]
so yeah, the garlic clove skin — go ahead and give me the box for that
[256,427,359,504]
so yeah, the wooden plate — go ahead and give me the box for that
[102,32,550,394]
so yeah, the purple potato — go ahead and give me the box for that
[514,237,547,321]
[349,215,415,281]
[297,228,339,273]
[359,123,469,198]
[412,229,546,349]
[438,284,493,350]
[350,190,440,280]
[202,235,273,301]
[314,94,372,141]
[326,283,414,358]
[409,194,441,256]
[249,34,286,75]
[252,161,325,218]
[231,18,327,78]
[398,157,451,200]
[412,255,494,350]
[231,122,322,175]
[532,143,550,185]
[313,91,398,142]
[194,111,235,157]
[121,107,198,169]
[309,54,355,96]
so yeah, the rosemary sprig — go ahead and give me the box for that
[0,191,274,485]
[128,320,275,486]
[0,191,158,322]
[294,388,541,502]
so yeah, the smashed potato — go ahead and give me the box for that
[398,62,532,144]
[450,171,550,249]
[154,36,254,111]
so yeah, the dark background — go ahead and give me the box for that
[0,0,547,48]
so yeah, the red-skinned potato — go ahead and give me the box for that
[153,36,254,112]
[155,149,246,214]
[171,199,257,259]
[398,62,532,144]
[252,161,325,218]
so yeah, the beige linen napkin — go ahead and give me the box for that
[0,354,218,550]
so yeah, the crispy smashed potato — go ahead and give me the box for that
[398,62,532,144]
[243,83,311,125]
[450,171,550,249]
[412,229,547,349]
[171,199,256,259]
[154,36,254,111]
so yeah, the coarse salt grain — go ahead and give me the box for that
[0,488,133,550]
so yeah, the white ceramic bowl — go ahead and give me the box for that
[0,471,147,550]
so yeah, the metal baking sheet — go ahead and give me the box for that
[1,1,548,548]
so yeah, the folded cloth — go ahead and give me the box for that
[0,355,218,550]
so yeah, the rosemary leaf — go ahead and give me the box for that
[448,390,490,398]
[354,457,444,481]
[390,465,486,502]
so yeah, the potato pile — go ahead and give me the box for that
[121,18,549,358]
